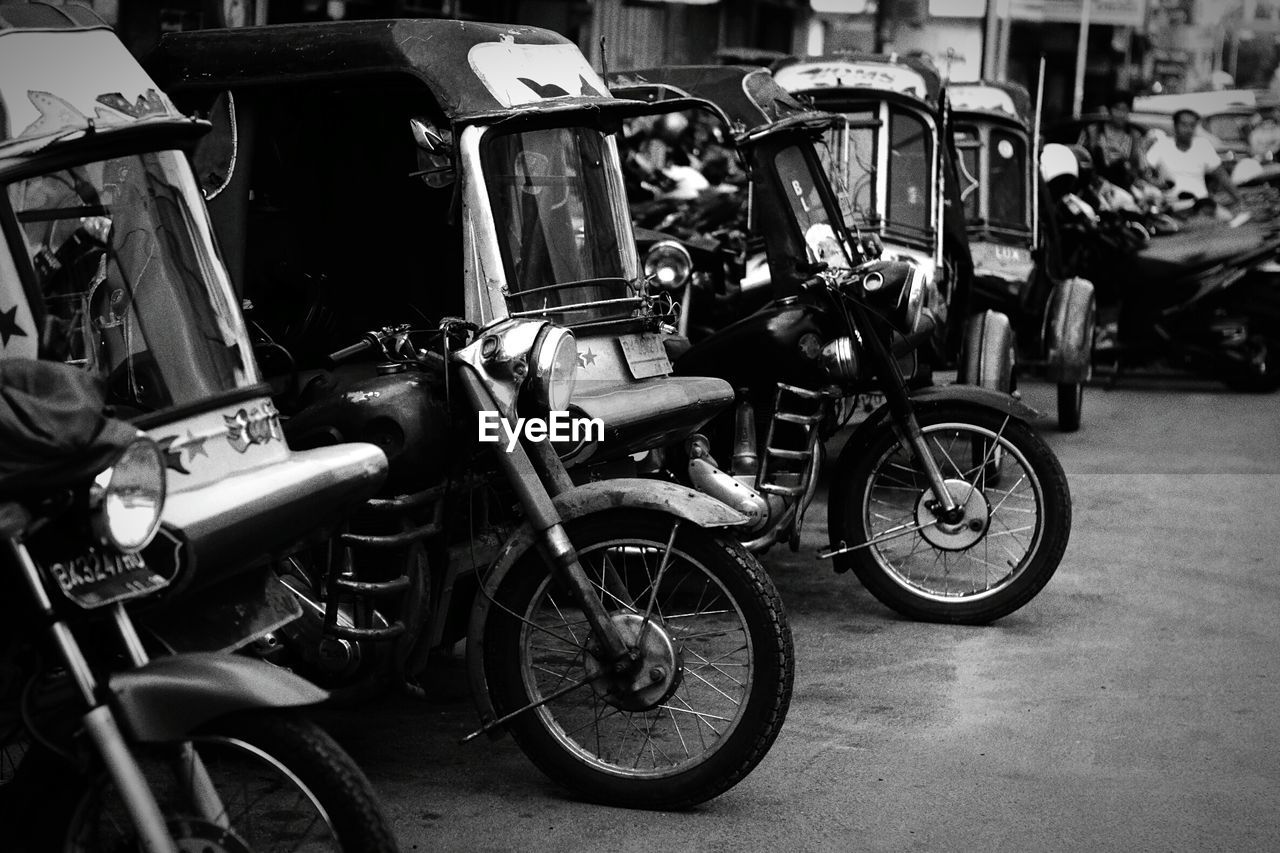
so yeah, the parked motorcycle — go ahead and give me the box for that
[609,67,1072,624]
[0,8,399,849]
[0,360,398,852]
[948,80,1096,431]
[149,22,794,810]
[1044,142,1280,391]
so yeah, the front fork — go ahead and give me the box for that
[454,371,635,671]
[861,313,961,520]
[5,538,230,853]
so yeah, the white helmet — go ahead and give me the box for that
[1040,142,1078,198]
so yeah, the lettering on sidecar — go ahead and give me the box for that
[224,400,283,454]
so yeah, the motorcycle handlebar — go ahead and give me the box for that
[328,337,377,364]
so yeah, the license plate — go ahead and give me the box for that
[48,549,169,610]
[618,333,672,379]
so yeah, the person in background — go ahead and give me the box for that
[1145,108,1243,208]
[1248,106,1280,162]
[1079,89,1148,188]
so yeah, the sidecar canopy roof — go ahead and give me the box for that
[147,19,626,124]
[948,81,1033,129]
[0,2,185,156]
[606,65,835,141]
[773,53,941,111]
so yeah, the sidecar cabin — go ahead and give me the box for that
[147,19,631,369]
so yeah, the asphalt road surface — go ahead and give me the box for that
[317,374,1280,852]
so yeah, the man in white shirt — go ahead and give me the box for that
[1145,108,1242,206]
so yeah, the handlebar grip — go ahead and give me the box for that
[328,338,374,364]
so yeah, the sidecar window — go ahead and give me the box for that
[3,151,257,418]
[954,125,981,223]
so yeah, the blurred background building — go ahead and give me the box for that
[45,0,1280,124]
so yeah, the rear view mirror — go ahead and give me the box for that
[408,118,455,188]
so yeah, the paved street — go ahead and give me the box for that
[317,375,1280,852]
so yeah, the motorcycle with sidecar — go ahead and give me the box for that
[0,6,398,848]
[948,81,1096,430]
[773,53,1017,398]
[606,65,1072,625]
[149,19,794,810]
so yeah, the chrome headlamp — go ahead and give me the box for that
[643,240,693,292]
[527,324,579,413]
[820,335,861,382]
[90,437,167,553]
[901,262,929,335]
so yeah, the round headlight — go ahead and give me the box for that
[902,263,929,334]
[643,241,693,292]
[91,437,166,552]
[528,325,579,413]
[820,336,860,381]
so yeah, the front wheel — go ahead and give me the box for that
[63,710,399,852]
[482,509,793,810]
[829,406,1071,624]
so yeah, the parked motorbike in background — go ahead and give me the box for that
[611,66,1072,625]
[1044,142,1280,391]
[0,360,398,853]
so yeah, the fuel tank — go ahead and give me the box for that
[283,367,451,493]
[674,297,832,389]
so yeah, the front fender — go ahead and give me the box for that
[840,383,1041,475]
[110,653,328,743]
[1043,277,1096,384]
[465,477,746,735]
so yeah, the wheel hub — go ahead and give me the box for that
[918,479,990,550]
[584,612,683,712]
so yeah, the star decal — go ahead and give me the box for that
[0,304,29,348]
[181,430,210,460]
[155,435,191,475]
[577,348,597,368]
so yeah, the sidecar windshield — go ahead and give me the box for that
[773,144,852,269]
[987,127,1028,231]
[483,125,640,327]
[1,149,258,420]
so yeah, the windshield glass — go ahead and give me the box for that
[817,108,876,228]
[954,125,981,222]
[988,127,1027,229]
[2,149,257,420]
[483,125,639,327]
[885,107,932,238]
[774,144,851,269]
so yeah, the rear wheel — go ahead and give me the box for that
[483,509,793,810]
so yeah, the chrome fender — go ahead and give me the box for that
[465,477,747,735]
[1043,277,1096,384]
[109,653,327,742]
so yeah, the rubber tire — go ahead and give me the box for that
[828,405,1072,625]
[483,509,793,811]
[54,710,399,852]
[1057,382,1084,432]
